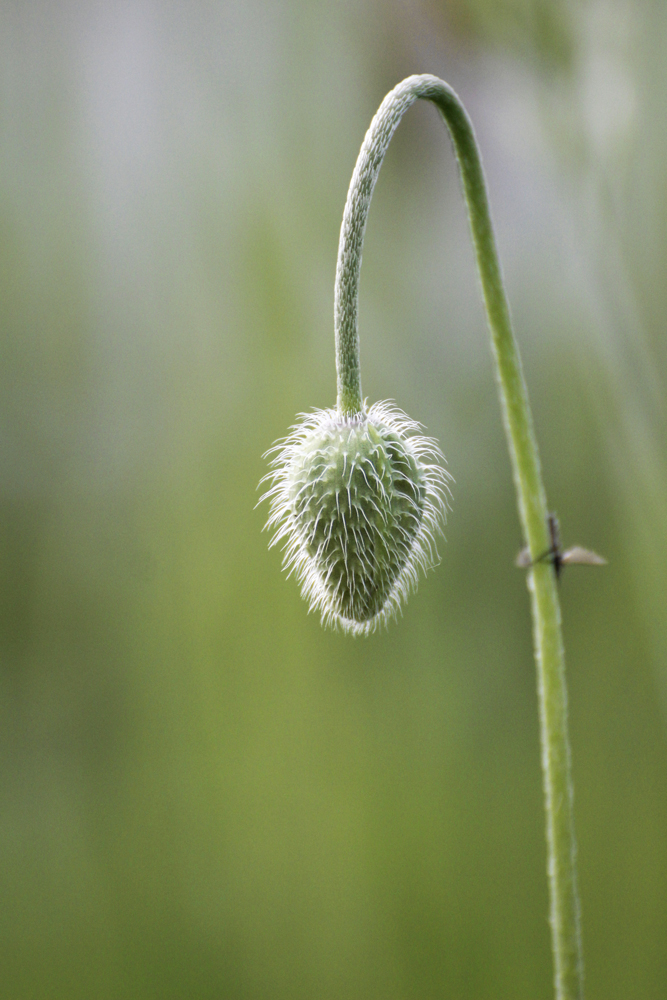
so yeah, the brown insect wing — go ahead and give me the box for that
[515,547,533,568]
[560,546,607,567]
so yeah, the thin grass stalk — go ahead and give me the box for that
[334,74,584,1000]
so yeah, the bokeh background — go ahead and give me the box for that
[1,1,666,997]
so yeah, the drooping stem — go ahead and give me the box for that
[334,75,584,1000]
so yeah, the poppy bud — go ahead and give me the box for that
[261,401,450,634]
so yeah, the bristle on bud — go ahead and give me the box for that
[259,402,451,635]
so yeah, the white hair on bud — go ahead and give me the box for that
[259,401,452,635]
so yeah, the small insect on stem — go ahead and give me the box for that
[516,513,607,580]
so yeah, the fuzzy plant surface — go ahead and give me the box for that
[260,74,585,1000]
[261,402,450,635]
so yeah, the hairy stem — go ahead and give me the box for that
[334,74,584,1000]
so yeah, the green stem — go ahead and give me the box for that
[334,74,584,1000]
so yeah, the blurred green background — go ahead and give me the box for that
[1,1,666,997]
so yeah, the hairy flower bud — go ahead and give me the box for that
[260,401,451,635]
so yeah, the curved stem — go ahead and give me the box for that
[334,75,584,1000]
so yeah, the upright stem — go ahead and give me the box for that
[334,75,584,1000]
